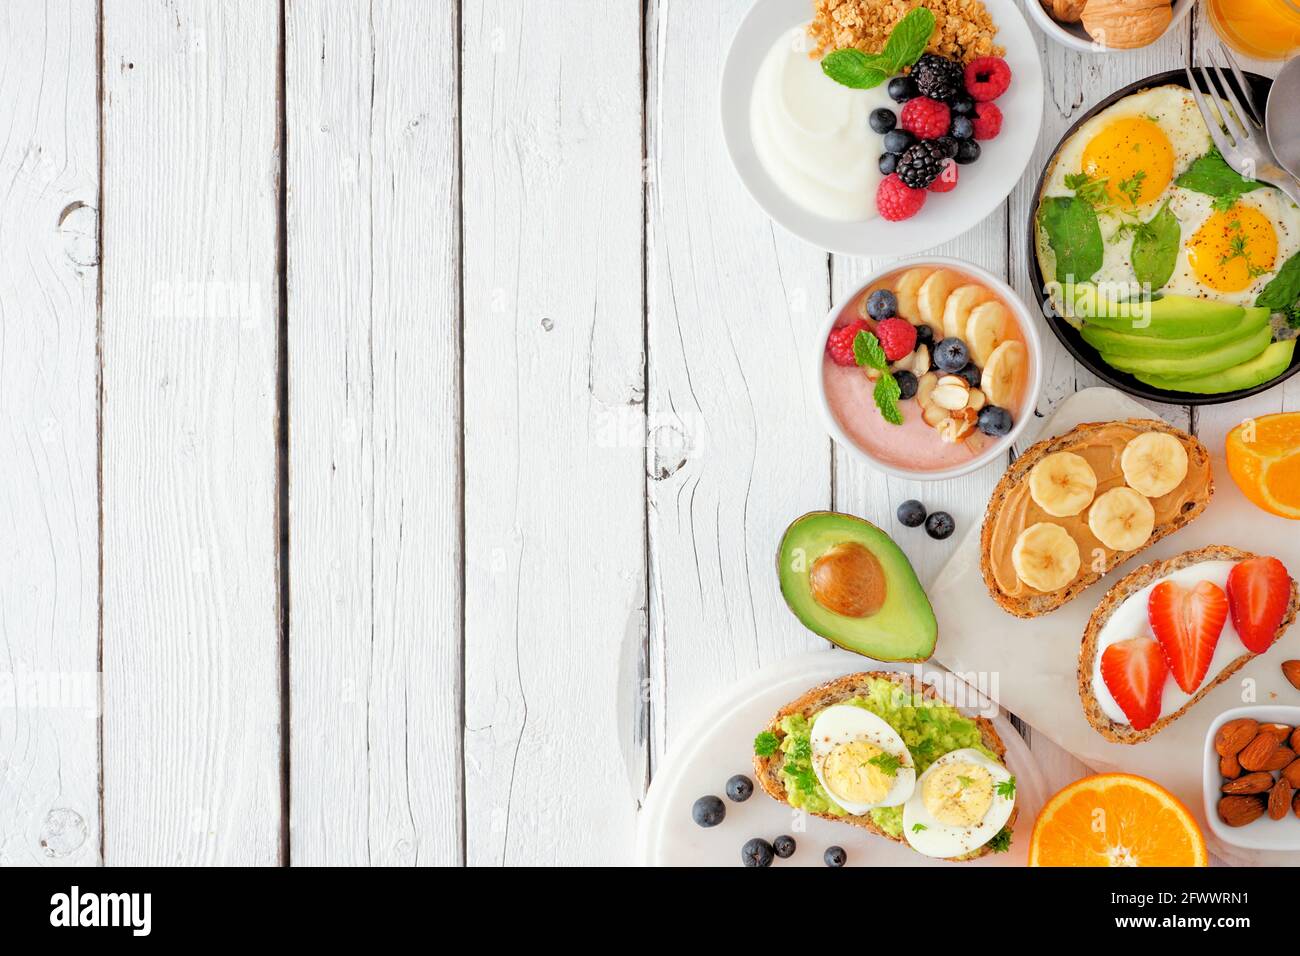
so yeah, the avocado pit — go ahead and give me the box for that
[810,542,887,618]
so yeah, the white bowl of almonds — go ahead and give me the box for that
[814,257,1043,482]
[1027,0,1195,54]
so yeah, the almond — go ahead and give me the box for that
[1216,718,1259,757]
[1221,771,1274,795]
[1219,794,1268,827]
[1291,726,1300,753]
[1260,723,1293,743]
[1220,752,1242,780]
[1270,778,1294,821]
[1264,746,1297,772]
[1283,660,1300,690]
[1238,732,1280,772]
[1284,759,1300,790]
[1294,790,1300,819]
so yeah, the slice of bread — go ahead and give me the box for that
[1079,545,1300,744]
[980,418,1212,619]
[752,670,1016,861]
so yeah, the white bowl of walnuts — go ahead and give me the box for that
[1027,0,1195,53]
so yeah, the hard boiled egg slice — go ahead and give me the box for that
[809,704,915,815]
[902,748,1016,859]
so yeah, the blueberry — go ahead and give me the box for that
[742,837,775,868]
[866,289,897,321]
[978,404,1014,437]
[957,362,982,389]
[692,795,726,828]
[888,75,918,103]
[955,138,982,165]
[951,94,976,116]
[950,115,974,140]
[914,324,935,350]
[878,152,898,175]
[894,369,918,401]
[772,835,797,859]
[897,499,927,528]
[869,108,897,134]
[725,774,754,803]
[925,511,956,541]
[933,337,969,372]
[934,135,959,159]
[824,845,847,868]
[883,129,915,155]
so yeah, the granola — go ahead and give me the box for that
[808,0,1004,64]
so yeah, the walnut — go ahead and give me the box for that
[1042,0,1087,23]
[1080,0,1173,50]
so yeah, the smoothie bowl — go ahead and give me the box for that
[815,258,1042,481]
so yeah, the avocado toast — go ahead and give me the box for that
[752,671,1016,861]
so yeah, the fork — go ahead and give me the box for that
[1186,47,1300,207]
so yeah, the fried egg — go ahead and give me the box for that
[809,704,915,815]
[1037,85,1300,309]
[902,748,1016,859]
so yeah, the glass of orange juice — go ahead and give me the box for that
[1207,0,1300,60]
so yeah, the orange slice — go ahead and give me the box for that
[1028,774,1207,867]
[1226,412,1300,520]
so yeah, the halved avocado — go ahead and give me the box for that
[777,511,936,662]
[1102,324,1272,378]
[1135,340,1297,394]
[1069,286,1245,338]
[1080,308,1270,358]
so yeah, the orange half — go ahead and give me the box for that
[1226,412,1300,521]
[1028,773,1208,867]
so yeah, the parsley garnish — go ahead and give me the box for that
[853,330,903,425]
[1117,169,1147,206]
[867,752,902,777]
[1064,171,1112,211]
[957,775,974,788]
[911,823,928,833]
[753,731,779,758]
[987,827,1013,854]
[996,775,1016,799]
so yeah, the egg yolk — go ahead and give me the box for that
[922,762,993,827]
[821,740,893,805]
[1080,117,1175,207]
[1188,203,1278,293]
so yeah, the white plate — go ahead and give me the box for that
[720,0,1043,256]
[636,649,1047,866]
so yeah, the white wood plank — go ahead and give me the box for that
[461,0,646,866]
[646,0,833,768]
[100,1,281,865]
[0,0,101,867]
[285,0,462,867]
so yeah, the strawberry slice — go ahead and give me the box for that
[1101,637,1168,731]
[1227,557,1293,654]
[1148,579,1228,694]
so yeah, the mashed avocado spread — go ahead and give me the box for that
[764,678,993,837]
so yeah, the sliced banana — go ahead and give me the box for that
[965,300,1014,367]
[981,340,1027,408]
[1120,432,1189,498]
[1028,451,1098,517]
[1087,486,1156,552]
[942,284,994,341]
[1011,522,1082,593]
[915,371,938,408]
[918,269,963,336]
[895,268,935,327]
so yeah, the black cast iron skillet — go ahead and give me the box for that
[1027,69,1298,406]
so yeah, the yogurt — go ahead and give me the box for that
[750,25,889,221]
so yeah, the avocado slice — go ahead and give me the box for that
[1102,324,1272,378]
[1081,308,1270,358]
[1135,340,1297,394]
[1069,286,1245,338]
[777,511,936,662]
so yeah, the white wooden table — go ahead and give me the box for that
[0,0,1289,866]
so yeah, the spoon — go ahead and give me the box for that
[1266,54,1300,186]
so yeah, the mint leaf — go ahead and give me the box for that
[753,731,779,757]
[1257,250,1300,313]
[1131,201,1180,292]
[1175,147,1265,204]
[880,7,935,72]
[852,329,888,370]
[1037,195,1104,284]
[873,372,904,426]
[821,48,890,89]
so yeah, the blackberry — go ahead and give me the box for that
[910,54,964,102]
[895,139,947,189]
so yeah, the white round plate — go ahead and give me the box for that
[720,0,1043,257]
[636,649,1047,866]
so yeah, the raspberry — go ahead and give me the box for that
[874,318,917,361]
[826,319,870,366]
[971,101,1002,141]
[928,159,958,192]
[899,97,950,140]
[965,56,1011,102]
[876,174,927,222]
